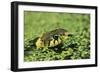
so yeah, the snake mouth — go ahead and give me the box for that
[68,34,73,37]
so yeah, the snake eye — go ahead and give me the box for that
[53,35,59,40]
